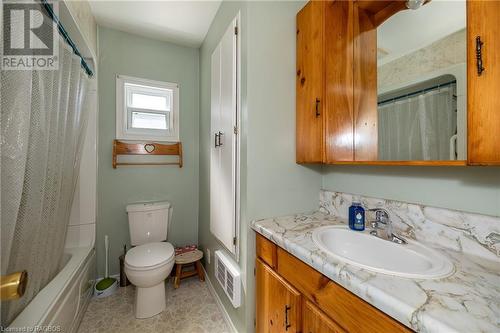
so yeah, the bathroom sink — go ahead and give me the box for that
[312,226,454,279]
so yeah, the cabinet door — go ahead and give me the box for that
[303,300,345,333]
[256,259,301,333]
[467,1,500,165]
[352,3,377,161]
[324,0,355,162]
[296,1,324,163]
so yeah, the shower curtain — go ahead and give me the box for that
[1,38,90,325]
[378,85,456,160]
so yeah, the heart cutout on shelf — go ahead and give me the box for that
[144,144,155,153]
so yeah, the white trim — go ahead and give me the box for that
[234,12,241,263]
[203,266,239,333]
[116,75,180,142]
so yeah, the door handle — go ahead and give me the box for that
[1,271,28,300]
[284,305,291,331]
[476,36,485,76]
[214,132,220,148]
[315,98,321,117]
[214,131,224,148]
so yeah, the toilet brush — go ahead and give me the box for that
[94,235,118,298]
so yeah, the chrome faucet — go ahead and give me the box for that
[367,208,406,245]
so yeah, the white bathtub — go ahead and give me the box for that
[9,246,95,333]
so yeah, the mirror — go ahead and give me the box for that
[376,0,466,161]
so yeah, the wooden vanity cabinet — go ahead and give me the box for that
[256,259,302,333]
[255,234,413,333]
[303,300,346,333]
[297,0,500,165]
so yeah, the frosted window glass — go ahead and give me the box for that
[131,111,168,130]
[130,92,169,111]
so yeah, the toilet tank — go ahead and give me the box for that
[126,202,171,245]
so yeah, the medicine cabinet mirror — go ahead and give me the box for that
[375,0,466,161]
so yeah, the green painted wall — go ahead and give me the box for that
[97,26,200,277]
[322,166,500,217]
[198,1,321,332]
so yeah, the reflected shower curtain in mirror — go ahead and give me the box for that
[1,40,90,325]
[378,86,456,160]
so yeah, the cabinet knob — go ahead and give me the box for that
[315,98,321,117]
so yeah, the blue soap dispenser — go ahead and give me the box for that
[349,200,365,231]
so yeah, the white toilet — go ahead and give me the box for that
[124,202,175,319]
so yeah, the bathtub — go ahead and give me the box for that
[9,246,95,333]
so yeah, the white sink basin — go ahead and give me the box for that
[312,226,454,279]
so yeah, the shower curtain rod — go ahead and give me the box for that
[40,0,94,77]
[378,80,456,105]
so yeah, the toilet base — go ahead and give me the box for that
[134,282,166,318]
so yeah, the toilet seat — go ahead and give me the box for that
[125,242,175,271]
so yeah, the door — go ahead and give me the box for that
[210,16,239,254]
[467,1,500,165]
[256,259,301,333]
[303,300,346,333]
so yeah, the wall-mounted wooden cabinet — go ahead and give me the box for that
[296,0,364,163]
[296,0,500,166]
[467,0,500,165]
[255,234,412,333]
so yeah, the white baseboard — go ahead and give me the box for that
[203,266,239,333]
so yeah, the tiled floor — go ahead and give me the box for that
[77,277,231,333]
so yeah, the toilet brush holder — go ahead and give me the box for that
[94,278,118,298]
[94,235,118,298]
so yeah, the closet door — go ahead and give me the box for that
[210,18,238,254]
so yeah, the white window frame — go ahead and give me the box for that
[116,75,180,142]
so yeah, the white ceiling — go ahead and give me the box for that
[88,1,222,48]
[377,0,466,65]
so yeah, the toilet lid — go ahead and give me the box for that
[125,242,174,269]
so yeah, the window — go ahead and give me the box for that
[116,75,179,142]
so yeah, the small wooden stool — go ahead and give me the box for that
[173,249,205,288]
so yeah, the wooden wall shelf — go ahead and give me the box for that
[315,160,467,166]
[112,140,183,168]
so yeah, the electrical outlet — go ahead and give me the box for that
[206,248,211,264]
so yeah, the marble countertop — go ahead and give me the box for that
[252,211,500,333]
